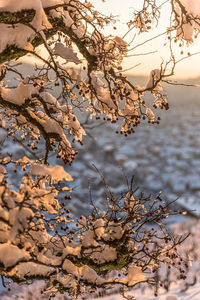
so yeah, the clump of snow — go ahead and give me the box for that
[0,244,30,268]
[55,273,77,290]
[72,24,85,39]
[120,102,137,117]
[89,245,117,264]
[67,68,81,82]
[41,0,65,7]
[30,110,62,133]
[0,0,52,29]
[0,24,34,53]
[0,77,39,105]
[91,72,117,111]
[62,259,106,284]
[0,207,9,222]
[9,207,34,241]
[53,43,81,64]
[120,264,147,286]
[64,107,86,141]
[31,164,73,182]
[63,259,79,277]
[93,218,125,241]
[37,251,62,266]
[63,10,74,27]
[145,69,162,90]
[82,229,98,247]
[7,262,54,279]
[63,245,81,257]
[80,265,105,284]
[44,92,61,111]
[94,218,105,237]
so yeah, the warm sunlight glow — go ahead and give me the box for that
[90,0,200,79]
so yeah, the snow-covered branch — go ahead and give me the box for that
[0,166,189,298]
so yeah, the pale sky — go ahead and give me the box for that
[90,0,200,79]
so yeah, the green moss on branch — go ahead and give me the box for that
[0,46,27,64]
[0,9,35,24]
